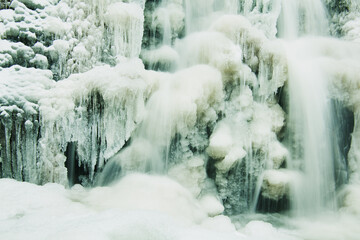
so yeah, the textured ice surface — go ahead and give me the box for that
[39,59,149,184]
[0,66,54,182]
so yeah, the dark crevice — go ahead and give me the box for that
[256,192,290,213]
[64,142,88,187]
[331,100,354,188]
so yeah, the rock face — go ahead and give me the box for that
[1,0,360,215]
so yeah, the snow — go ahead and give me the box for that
[85,173,207,224]
[30,53,48,69]
[104,2,144,58]
[268,141,289,169]
[261,169,293,200]
[199,195,225,217]
[339,184,360,214]
[1,0,360,239]
[207,122,234,160]
[150,0,185,43]
[17,0,52,9]
[0,175,247,240]
[211,15,288,98]
[175,31,243,79]
[43,16,71,35]
[3,178,360,240]
[141,45,179,71]
[0,66,54,182]
[168,157,207,197]
[243,220,298,240]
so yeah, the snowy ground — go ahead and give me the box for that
[1,175,360,240]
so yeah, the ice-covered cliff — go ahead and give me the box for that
[1,0,360,226]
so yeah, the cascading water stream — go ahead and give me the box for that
[286,41,337,215]
[279,0,337,215]
[277,0,328,39]
[142,0,336,214]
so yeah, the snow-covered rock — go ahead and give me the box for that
[0,65,54,183]
[261,169,293,201]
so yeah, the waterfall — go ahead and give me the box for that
[278,0,329,39]
[277,0,335,215]
[279,0,341,216]
[286,40,337,214]
[2,0,360,239]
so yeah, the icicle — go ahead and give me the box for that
[104,2,144,58]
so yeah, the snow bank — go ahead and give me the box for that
[241,220,298,240]
[0,176,244,240]
[86,173,207,224]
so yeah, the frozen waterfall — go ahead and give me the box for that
[1,0,360,239]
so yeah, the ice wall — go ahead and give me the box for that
[1,0,360,218]
[0,0,149,184]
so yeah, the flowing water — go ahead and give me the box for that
[280,0,336,215]
[1,0,360,239]
[286,40,337,215]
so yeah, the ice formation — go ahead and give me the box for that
[1,0,360,239]
[0,65,54,182]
